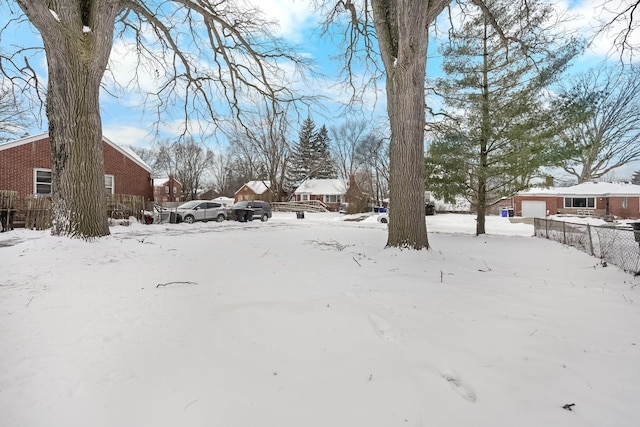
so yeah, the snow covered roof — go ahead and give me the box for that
[294,179,347,195]
[519,182,640,197]
[236,180,272,195]
[0,132,153,173]
[153,178,169,186]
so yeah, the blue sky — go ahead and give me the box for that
[1,0,638,178]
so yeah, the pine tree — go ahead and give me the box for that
[312,125,337,179]
[286,116,317,190]
[425,0,581,235]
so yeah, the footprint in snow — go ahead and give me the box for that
[440,368,477,402]
[368,313,402,343]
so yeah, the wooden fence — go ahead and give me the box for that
[0,190,18,232]
[0,191,146,231]
[25,195,52,230]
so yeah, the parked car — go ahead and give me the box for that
[338,203,349,214]
[377,212,388,224]
[230,200,272,222]
[175,200,228,224]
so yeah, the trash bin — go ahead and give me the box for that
[631,222,640,242]
[236,208,253,222]
[508,208,514,217]
[500,208,508,218]
[169,211,179,223]
[296,211,305,219]
[379,207,387,213]
[425,203,435,216]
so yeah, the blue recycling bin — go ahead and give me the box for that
[501,208,508,218]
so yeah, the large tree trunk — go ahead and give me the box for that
[17,1,121,238]
[372,0,448,249]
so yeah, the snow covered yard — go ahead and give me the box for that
[1,213,639,427]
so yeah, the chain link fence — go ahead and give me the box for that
[534,218,640,275]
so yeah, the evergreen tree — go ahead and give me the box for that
[286,118,337,190]
[632,170,640,185]
[425,0,581,235]
[286,116,317,190]
[312,125,337,179]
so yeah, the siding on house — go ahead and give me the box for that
[234,181,273,203]
[513,182,640,219]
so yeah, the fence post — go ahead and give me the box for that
[587,224,594,256]
[563,221,567,245]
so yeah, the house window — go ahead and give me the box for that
[324,195,341,203]
[105,175,115,194]
[621,197,628,209]
[301,194,309,201]
[564,197,595,208]
[165,186,169,193]
[34,169,52,195]
[173,186,177,194]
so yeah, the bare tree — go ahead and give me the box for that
[0,1,310,238]
[156,138,214,201]
[357,131,390,205]
[595,0,640,58]
[225,107,292,201]
[330,119,370,182]
[0,83,27,141]
[209,150,235,197]
[558,63,640,183]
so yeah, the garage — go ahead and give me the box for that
[522,200,547,218]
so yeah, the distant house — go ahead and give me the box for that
[235,180,274,203]
[293,178,347,212]
[153,175,183,203]
[0,132,153,215]
[513,182,640,219]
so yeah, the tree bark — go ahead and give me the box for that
[372,0,448,249]
[16,1,121,238]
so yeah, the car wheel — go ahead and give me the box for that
[183,214,195,224]
[216,214,225,222]
[380,217,388,224]
[261,214,269,222]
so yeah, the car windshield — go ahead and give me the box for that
[177,201,201,210]
[232,201,250,208]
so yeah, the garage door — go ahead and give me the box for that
[521,200,547,218]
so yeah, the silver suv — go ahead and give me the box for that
[175,200,228,223]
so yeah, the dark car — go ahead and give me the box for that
[230,200,272,222]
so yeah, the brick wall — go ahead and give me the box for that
[103,142,153,201]
[0,139,51,209]
[0,136,153,210]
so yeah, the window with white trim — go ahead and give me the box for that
[104,175,115,194]
[621,197,628,209]
[564,197,595,208]
[301,194,309,201]
[34,169,52,195]
[324,194,341,203]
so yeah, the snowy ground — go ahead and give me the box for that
[1,212,639,427]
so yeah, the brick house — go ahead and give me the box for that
[0,132,153,214]
[293,179,347,212]
[153,175,183,203]
[513,182,640,219]
[234,180,274,203]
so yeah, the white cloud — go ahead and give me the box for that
[103,125,156,147]
[247,0,317,42]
